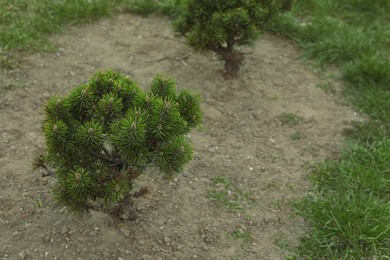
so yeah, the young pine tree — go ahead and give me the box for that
[34,70,202,215]
[175,0,280,78]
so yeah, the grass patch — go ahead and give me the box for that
[274,233,294,253]
[230,228,253,244]
[301,19,375,64]
[208,176,254,213]
[343,56,390,91]
[277,112,304,126]
[0,52,17,69]
[289,131,306,141]
[117,0,186,17]
[268,15,376,65]
[294,193,390,258]
[316,82,336,94]
[312,141,390,199]
[1,78,26,91]
[343,121,390,145]
[269,0,390,258]
[291,136,390,259]
[345,87,390,123]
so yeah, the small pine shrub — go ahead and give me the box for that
[34,70,202,214]
[175,0,281,78]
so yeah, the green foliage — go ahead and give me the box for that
[36,70,202,213]
[175,0,281,77]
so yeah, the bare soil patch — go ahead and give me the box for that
[0,14,360,259]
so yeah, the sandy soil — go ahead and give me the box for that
[0,14,361,260]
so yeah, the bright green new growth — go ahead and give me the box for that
[35,70,202,213]
[175,0,279,78]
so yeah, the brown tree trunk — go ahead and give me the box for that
[212,44,245,79]
[223,51,245,79]
[282,0,294,11]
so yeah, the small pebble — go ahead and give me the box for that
[61,226,69,235]
[119,228,130,238]
[89,230,98,237]
[19,251,26,258]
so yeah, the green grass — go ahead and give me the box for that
[268,0,390,258]
[316,81,336,94]
[343,56,390,91]
[294,193,390,258]
[208,176,255,213]
[116,0,186,16]
[274,233,294,254]
[230,228,253,245]
[277,112,304,126]
[289,131,306,141]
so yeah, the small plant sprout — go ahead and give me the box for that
[277,112,304,126]
[34,70,203,215]
[208,176,255,212]
[231,227,253,244]
[289,131,306,141]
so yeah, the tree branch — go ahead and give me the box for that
[40,164,57,178]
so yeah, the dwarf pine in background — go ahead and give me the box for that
[34,70,202,214]
[175,0,281,78]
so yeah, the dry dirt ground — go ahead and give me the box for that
[0,14,361,260]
